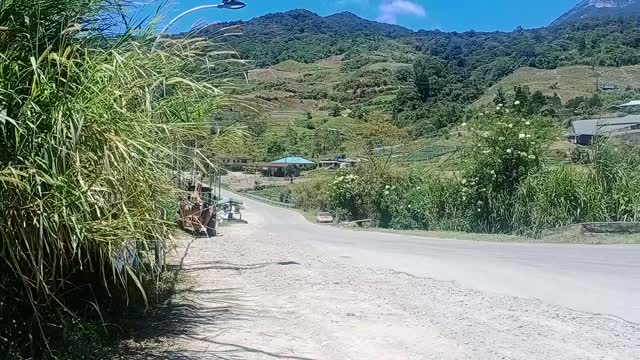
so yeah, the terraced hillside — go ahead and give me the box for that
[476,65,640,106]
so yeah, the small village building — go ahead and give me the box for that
[568,115,640,145]
[262,156,315,177]
[318,159,359,170]
[220,156,254,171]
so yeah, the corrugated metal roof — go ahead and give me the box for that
[617,100,640,107]
[271,156,315,165]
[571,115,640,136]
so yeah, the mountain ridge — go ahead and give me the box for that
[552,0,640,26]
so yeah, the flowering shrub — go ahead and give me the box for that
[329,173,363,221]
[462,108,552,232]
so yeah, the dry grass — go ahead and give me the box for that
[475,65,640,106]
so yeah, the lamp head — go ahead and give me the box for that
[218,0,246,9]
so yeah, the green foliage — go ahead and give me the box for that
[291,175,332,211]
[329,103,343,117]
[349,105,369,121]
[461,110,552,232]
[0,0,239,357]
[328,174,363,221]
[513,142,640,234]
[377,175,466,230]
[211,12,640,79]
[566,94,603,115]
[414,55,448,101]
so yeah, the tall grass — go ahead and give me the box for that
[0,0,244,356]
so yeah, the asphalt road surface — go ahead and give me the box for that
[141,191,640,359]
[235,191,640,323]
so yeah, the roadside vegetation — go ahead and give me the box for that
[212,11,640,239]
[292,104,640,236]
[0,1,240,358]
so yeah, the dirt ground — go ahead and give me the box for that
[222,172,292,191]
[129,201,640,360]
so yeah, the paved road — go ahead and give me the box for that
[142,191,640,359]
[226,190,640,323]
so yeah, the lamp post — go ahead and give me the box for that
[152,0,246,51]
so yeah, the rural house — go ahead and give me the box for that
[568,115,640,145]
[220,156,254,171]
[262,156,315,177]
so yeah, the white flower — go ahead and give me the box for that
[499,136,505,141]
[525,121,531,126]
[385,185,390,189]
[482,150,491,154]
[506,149,513,154]
[526,134,532,138]
[508,124,514,128]
[498,104,504,108]
[490,170,496,175]
[461,122,468,127]
[519,133,526,139]
[384,191,390,195]
[514,100,521,105]
[528,155,536,160]
[478,112,484,116]
[462,179,467,185]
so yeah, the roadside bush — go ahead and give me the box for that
[291,176,332,211]
[376,175,467,231]
[461,109,553,232]
[513,167,604,233]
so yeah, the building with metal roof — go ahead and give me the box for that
[270,156,315,165]
[262,156,315,177]
[568,115,640,145]
[616,100,640,108]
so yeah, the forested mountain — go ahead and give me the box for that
[205,10,640,105]
[552,0,640,26]
[207,10,640,71]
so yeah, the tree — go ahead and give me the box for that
[395,66,413,83]
[530,90,547,114]
[350,105,369,121]
[494,87,507,106]
[413,55,447,102]
[329,103,342,117]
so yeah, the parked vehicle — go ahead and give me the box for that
[316,212,334,224]
[178,182,218,237]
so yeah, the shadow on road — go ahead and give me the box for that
[123,237,310,360]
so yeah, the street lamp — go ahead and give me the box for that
[152,1,246,51]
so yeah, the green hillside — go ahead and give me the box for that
[476,65,640,107]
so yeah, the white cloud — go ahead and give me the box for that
[376,0,426,24]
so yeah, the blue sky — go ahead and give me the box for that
[138,0,580,33]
